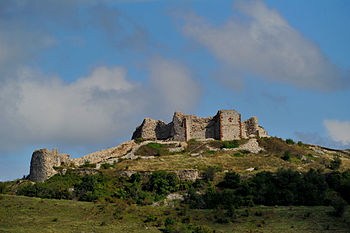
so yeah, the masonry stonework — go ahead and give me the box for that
[28,109,268,182]
[132,109,268,141]
[28,148,71,182]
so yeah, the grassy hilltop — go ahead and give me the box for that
[1,137,350,232]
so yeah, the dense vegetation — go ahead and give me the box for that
[13,168,350,217]
[187,169,349,217]
[16,170,183,204]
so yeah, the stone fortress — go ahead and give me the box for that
[28,109,268,182]
[132,110,268,141]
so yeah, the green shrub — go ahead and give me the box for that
[80,161,96,168]
[164,217,175,226]
[204,150,215,155]
[144,214,158,223]
[101,163,114,169]
[147,143,163,150]
[217,172,240,189]
[134,138,147,144]
[281,151,291,161]
[0,182,7,194]
[285,139,295,145]
[222,141,239,149]
[239,150,250,154]
[331,195,347,217]
[192,225,215,233]
[329,157,342,170]
[135,143,169,157]
[202,167,216,182]
[145,171,179,196]
[233,153,244,157]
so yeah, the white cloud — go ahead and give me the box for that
[324,120,350,145]
[149,57,201,113]
[0,58,200,152]
[182,0,349,91]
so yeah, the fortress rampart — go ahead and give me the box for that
[132,110,268,141]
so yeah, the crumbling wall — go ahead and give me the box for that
[171,111,186,141]
[132,109,268,142]
[132,118,172,140]
[242,117,268,138]
[219,110,241,140]
[28,148,70,182]
[185,115,217,140]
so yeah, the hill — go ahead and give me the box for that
[2,109,350,232]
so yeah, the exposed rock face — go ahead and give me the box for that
[28,148,70,182]
[132,110,268,141]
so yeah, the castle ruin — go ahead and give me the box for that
[28,109,268,182]
[132,110,268,141]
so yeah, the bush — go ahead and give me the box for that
[331,195,347,217]
[281,151,291,161]
[192,225,215,233]
[135,143,169,157]
[101,163,114,169]
[134,138,147,144]
[0,182,6,194]
[202,167,217,182]
[80,161,96,168]
[222,141,239,149]
[164,217,175,226]
[146,171,179,196]
[217,172,240,189]
[233,153,244,157]
[285,139,295,145]
[329,157,341,170]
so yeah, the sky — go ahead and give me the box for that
[0,0,349,181]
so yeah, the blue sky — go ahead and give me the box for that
[0,0,349,181]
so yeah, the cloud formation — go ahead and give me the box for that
[182,0,349,91]
[0,58,200,152]
[0,0,151,81]
[324,120,350,146]
[148,57,201,113]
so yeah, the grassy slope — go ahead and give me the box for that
[0,195,159,233]
[1,195,350,233]
[112,138,350,175]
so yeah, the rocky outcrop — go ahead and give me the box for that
[28,148,71,182]
[132,110,268,141]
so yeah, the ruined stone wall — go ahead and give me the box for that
[242,117,268,138]
[132,109,268,142]
[185,115,218,141]
[219,110,241,140]
[28,148,70,182]
[132,118,171,140]
[171,111,186,141]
